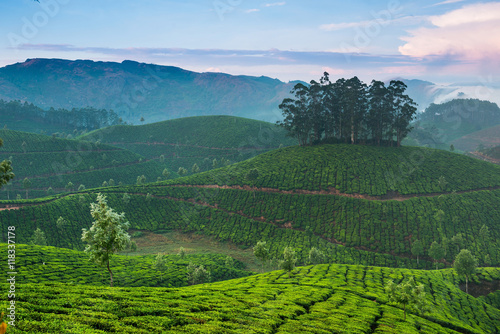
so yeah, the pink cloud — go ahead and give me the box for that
[399,3,500,60]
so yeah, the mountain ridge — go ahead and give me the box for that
[0,58,296,123]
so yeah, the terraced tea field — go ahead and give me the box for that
[1,264,499,333]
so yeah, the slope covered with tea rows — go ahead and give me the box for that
[0,129,172,199]
[175,144,500,196]
[79,116,298,174]
[1,143,499,269]
[0,192,427,269]
[0,243,249,287]
[1,264,499,333]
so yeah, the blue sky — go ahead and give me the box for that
[1,0,500,84]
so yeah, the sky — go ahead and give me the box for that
[1,0,500,84]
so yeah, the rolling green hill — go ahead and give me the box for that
[79,115,297,175]
[174,144,500,195]
[1,264,499,333]
[0,243,249,288]
[483,145,500,160]
[1,144,499,270]
[452,125,500,152]
[0,129,174,199]
[408,99,500,150]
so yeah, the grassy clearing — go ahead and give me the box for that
[126,230,262,272]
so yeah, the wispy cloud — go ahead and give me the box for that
[399,2,500,61]
[245,9,260,13]
[13,44,495,83]
[14,44,409,67]
[320,16,426,31]
[264,2,286,7]
[320,20,377,31]
[427,0,465,7]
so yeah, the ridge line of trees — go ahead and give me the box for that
[0,99,123,131]
[278,73,417,147]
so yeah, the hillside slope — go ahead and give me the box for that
[80,115,297,174]
[452,125,500,152]
[0,243,249,288]
[0,129,172,199]
[1,264,499,333]
[177,144,500,195]
[2,144,499,269]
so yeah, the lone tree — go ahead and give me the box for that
[280,247,297,278]
[253,241,269,272]
[225,256,234,268]
[451,233,464,254]
[162,168,170,180]
[65,181,74,192]
[479,224,490,248]
[411,239,424,265]
[428,241,445,270]
[56,216,67,230]
[136,175,146,186]
[308,247,325,265]
[385,276,426,321]
[81,193,131,287]
[177,167,188,176]
[454,249,477,294]
[178,246,186,258]
[191,163,200,174]
[22,177,31,199]
[31,228,47,246]
[0,138,14,189]
[186,262,211,285]
[122,192,131,204]
[154,252,168,281]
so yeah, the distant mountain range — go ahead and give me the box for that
[1,58,499,123]
[0,58,295,124]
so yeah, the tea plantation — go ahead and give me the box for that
[173,144,500,195]
[1,264,499,333]
[79,115,298,174]
[1,144,499,270]
[0,129,172,199]
[0,243,250,288]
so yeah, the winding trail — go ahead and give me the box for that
[1,183,499,213]
[172,184,500,202]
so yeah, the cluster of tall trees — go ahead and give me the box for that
[278,73,417,147]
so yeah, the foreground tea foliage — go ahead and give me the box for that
[1,264,499,333]
[0,244,250,287]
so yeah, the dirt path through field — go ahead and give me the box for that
[175,184,500,202]
[2,183,499,213]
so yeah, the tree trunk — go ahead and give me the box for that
[465,275,468,294]
[351,117,355,144]
[107,259,113,287]
[417,255,419,265]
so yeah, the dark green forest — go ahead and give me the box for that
[278,74,416,147]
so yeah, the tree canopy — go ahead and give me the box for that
[385,276,426,321]
[81,193,131,287]
[0,138,14,190]
[253,241,269,272]
[277,73,417,147]
[454,249,477,294]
